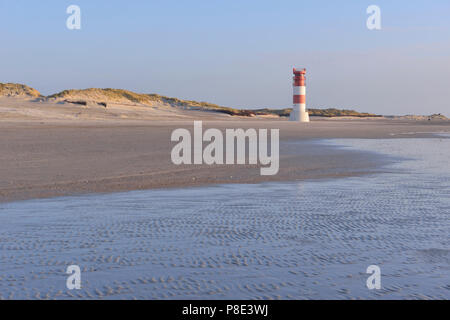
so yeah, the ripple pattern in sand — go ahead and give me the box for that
[0,137,449,299]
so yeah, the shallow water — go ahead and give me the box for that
[0,137,449,300]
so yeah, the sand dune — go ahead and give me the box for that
[0,83,41,98]
[0,96,235,121]
[1,83,250,118]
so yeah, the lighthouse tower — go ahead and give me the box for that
[290,68,310,122]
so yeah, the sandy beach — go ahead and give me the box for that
[1,98,449,203]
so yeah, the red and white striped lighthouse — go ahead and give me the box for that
[290,68,310,122]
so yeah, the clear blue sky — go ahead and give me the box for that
[1,0,449,115]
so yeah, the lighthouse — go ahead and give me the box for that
[290,68,310,122]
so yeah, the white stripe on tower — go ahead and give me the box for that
[293,86,306,95]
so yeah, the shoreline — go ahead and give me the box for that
[0,119,449,204]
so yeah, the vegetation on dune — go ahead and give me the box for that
[152,95,256,116]
[2,83,382,117]
[48,88,255,115]
[0,83,41,98]
[308,108,381,117]
[252,108,291,117]
[48,88,159,105]
[249,107,381,118]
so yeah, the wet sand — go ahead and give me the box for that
[1,117,449,203]
[1,137,449,299]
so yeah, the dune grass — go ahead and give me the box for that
[0,83,42,98]
[3,83,382,117]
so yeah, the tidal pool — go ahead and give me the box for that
[0,137,449,299]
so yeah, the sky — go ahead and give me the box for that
[1,0,449,115]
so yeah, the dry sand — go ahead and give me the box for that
[1,97,449,203]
